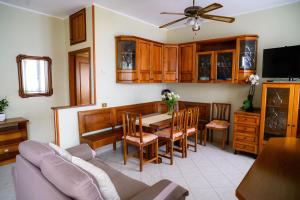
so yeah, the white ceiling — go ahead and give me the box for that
[1,0,299,27]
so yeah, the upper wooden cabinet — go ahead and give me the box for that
[69,8,86,45]
[163,45,178,83]
[115,34,258,84]
[116,36,163,83]
[179,43,196,82]
[152,43,163,82]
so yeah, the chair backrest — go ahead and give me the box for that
[122,112,143,143]
[186,107,200,130]
[211,103,231,122]
[170,109,186,138]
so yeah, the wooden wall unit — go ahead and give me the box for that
[179,43,196,82]
[0,118,28,166]
[69,8,86,45]
[116,34,258,84]
[259,82,300,152]
[163,44,178,83]
[233,109,260,155]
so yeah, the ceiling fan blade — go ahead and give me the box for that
[160,12,185,15]
[199,3,223,14]
[159,17,188,28]
[201,14,235,23]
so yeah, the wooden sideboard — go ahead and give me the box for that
[0,118,28,165]
[233,109,260,155]
[115,35,258,84]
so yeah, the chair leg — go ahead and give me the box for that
[222,130,226,149]
[123,141,127,165]
[113,140,116,151]
[182,138,185,158]
[204,128,207,146]
[210,130,214,143]
[170,141,174,165]
[139,146,143,172]
[226,127,230,145]
[199,129,203,145]
[185,135,188,158]
[195,131,198,152]
[155,139,159,164]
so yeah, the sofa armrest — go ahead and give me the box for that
[130,179,189,200]
[66,143,95,161]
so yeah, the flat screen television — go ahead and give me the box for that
[262,45,300,78]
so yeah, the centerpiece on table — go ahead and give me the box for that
[0,97,9,121]
[162,92,180,115]
[242,74,259,112]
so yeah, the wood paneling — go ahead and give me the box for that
[179,43,196,82]
[163,44,178,83]
[152,43,163,82]
[0,118,28,166]
[69,8,86,45]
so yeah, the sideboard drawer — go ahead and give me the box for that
[0,144,19,155]
[234,142,257,154]
[0,130,26,142]
[235,134,257,144]
[234,125,257,135]
[234,115,259,125]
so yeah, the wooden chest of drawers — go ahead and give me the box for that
[233,109,260,155]
[0,118,28,166]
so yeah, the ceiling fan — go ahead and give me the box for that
[159,0,235,31]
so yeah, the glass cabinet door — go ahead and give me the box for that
[216,50,234,81]
[117,40,136,70]
[239,39,257,70]
[197,52,213,81]
[264,88,290,140]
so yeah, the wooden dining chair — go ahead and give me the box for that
[155,109,186,165]
[184,107,200,157]
[122,112,158,171]
[204,103,231,149]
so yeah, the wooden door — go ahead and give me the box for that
[214,49,235,83]
[163,45,178,83]
[292,85,300,138]
[196,51,214,83]
[259,83,295,152]
[152,43,163,82]
[138,40,152,82]
[69,48,91,106]
[179,43,196,82]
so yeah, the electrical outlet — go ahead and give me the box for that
[102,103,107,108]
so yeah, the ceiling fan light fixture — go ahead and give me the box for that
[186,17,195,25]
[192,23,200,31]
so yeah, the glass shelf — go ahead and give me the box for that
[118,40,136,70]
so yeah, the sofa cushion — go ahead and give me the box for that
[72,156,120,200]
[49,143,72,161]
[89,158,149,200]
[19,140,55,168]
[67,143,95,161]
[41,154,103,200]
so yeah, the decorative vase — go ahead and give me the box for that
[167,104,174,115]
[0,113,5,121]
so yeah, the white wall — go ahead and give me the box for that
[0,3,68,142]
[57,5,168,148]
[166,2,300,139]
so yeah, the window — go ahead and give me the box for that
[16,55,53,98]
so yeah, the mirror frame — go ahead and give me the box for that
[16,54,53,98]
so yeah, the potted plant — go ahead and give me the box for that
[0,98,9,121]
[162,92,180,115]
[243,74,259,112]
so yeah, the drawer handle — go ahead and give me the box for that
[4,149,9,153]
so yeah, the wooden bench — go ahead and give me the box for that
[77,101,211,150]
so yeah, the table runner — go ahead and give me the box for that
[136,114,172,127]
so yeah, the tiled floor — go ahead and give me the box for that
[97,143,255,200]
[0,142,255,200]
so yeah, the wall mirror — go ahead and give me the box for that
[16,55,53,98]
[68,47,94,106]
